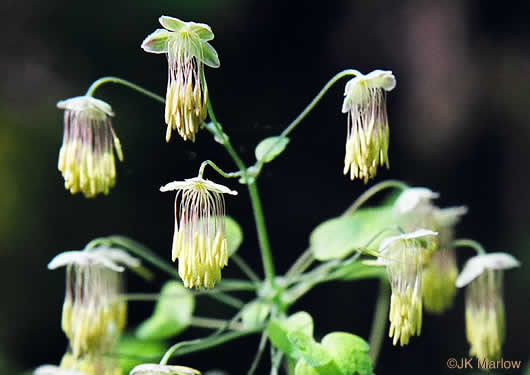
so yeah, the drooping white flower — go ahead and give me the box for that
[456,253,520,360]
[393,187,439,216]
[57,96,123,198]
[378,229,438,346]
[341,70,396,182]
[142,16,220,142]
[161,177,237,289]
[48,248,138,358]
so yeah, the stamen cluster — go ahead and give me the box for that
[161,177,237,289]
[57,96,123,198]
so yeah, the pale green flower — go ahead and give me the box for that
[456,253,520,360]
[48,248,138,358]
[422,248,458,313]
[142,16,220,142]
[161,177,237,289]
[421,205,467,313]
[342,70,395,182]
[57,96,123,198]
[378,229,437,346]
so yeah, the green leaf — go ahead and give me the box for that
[294,359,320,375]
[118,335,167,374]
[141,29,170,54]
[136,281,194,340]
[267,311,314,358]
[288,331,332,367]
[311,207,393,261]
[255,136,290,163]
[199,41,220,68]
[286,311,314,336]
[225,216,243,256]
[321,332,373,375]
[241,301,270,329]
[294,358,343,375]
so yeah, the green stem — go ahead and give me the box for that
[285,248,314,279]
[270,349,283,375]
[190,316,244,330]
[257,69,361,166]
[282,69,361,137]
[248,331,268,375]
[198,160,242,179]
[368,278,390,367]
[207,102,276,288]
[343,180,408,215]
[248,181,276,286]
[451,239,487,255]
[159,328,261,365]
[208,293,245,309]
[231,254,261,282]
[85,76,165,103]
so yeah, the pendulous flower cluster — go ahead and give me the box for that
[456,253,520,360]
[342,70,396,183]
[394,187,467,313]
[377,229,438,346]
[42,248,140,375]
[44,10,525,375]
[161,177,237,289]
[142,16,220,143]
[57,96,123,198]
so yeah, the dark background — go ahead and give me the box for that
[1,1,529,374]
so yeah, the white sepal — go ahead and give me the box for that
[456,252,521,288]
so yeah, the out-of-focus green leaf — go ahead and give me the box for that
[267,311,314,358]
[293,332,372,375]
[321,332,372,375]
[118,335,167,374]
[225,216,243,256]
[255,136,289,163]
[294,358,343,375]
[311,207,393,261]
[288,331,331,367]
[136,281,194,340]
[241,301,270,329]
